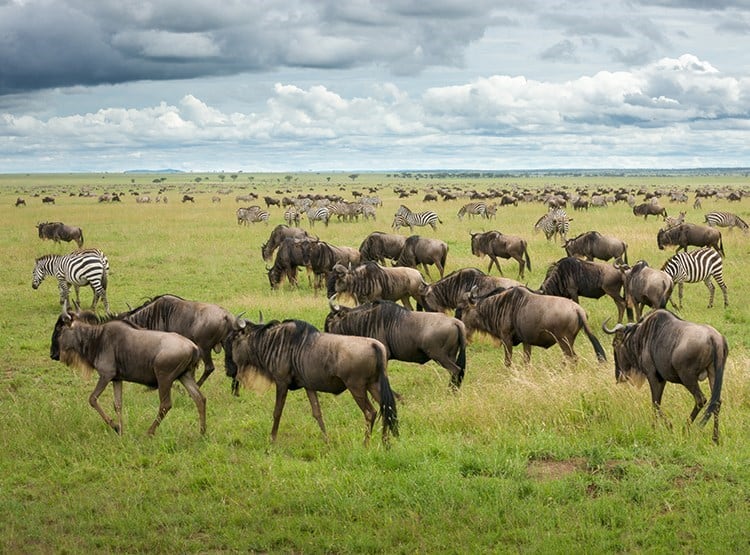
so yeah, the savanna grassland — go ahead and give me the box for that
[1,171,750,554]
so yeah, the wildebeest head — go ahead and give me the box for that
[601,319,641,384]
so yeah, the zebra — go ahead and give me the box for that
[704,211,748,233]
[391,205,442,231]
[32,248,111,312]
[663,211,686,229]
[306,206,330,227]
[661,247,728,308]
[236,206,267,225]
[284,207,302,226]
[534,208,571,242]
[456,202,488,220]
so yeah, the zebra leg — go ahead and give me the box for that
[704,277,715,308]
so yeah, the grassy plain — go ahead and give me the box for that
[1,171,750,553]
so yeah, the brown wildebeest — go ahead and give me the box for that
[37,221,84,248]
[657,223,724,256]
[50,311,205,436]
[470,230,531,278]
[15,197,26,207]
[563,231,627,264]
[394,235,448,279]
[633,202,667,219]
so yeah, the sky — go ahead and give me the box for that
[1,0,749,173]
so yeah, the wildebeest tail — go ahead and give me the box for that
[455,322,467,387]
[578,312,606,362]
[375,345,398,438]
[699,334,728,428]
[524,246,532,273]
[623,244,628,265]
[718,234,725,257]
[78,229,84,247]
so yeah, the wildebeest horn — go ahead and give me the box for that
[328,295,340,312]
[601,318,626,334]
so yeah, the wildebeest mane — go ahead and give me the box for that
[332,301,407,336]
[541,258,605,296]
[120,294,187,328]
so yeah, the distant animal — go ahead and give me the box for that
[306,206,330,227]
[662,211,686,229]
[418,267,521,314]
[470,230,531,278]
[42,196,55,204]
[457,202,488,220]
[661,247,728,308]
[392,205,442,232]
[327,261,427,310]
[456,286,606,366]
[15,197,26,207]
[264,196,281,208]
[602,309,727,443]
[533,208,571,242]
[32,249,110,312]
[325,298,467,388]
[50,311,204,436]
[617,260,674,321]
[36,221,84,248]
[283,207,302,226]
[358,232,407,265]
[703,211,748,233]
[657,224,724,256]
[563,231,627,264]
[223,316,398,445]
[181,195,195,203]
[633,202,667,219]
[118,294,246,388]
[393,235,448,279]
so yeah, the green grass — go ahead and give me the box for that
[2,172,750,553]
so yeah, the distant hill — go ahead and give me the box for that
[124,169,184,174]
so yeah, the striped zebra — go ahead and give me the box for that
[663,211,686,229]
[457,202,488,220]
[306,206,330,227]
[284,207,302,226]
[661,247,728,308]
[236,206,269,225]
[534,208,571,242]
[392,205,442,231]
[32,248,110,312]
[704,211,748,233]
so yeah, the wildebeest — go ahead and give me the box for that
[118,294,246,387]
[327,262,427,310]
[657,223,724,256]
[261,224,314,262]
[358,232,407,265]
[456,286,606,366]
[50,311,205,435]
[618,260,674,321]
[539,257,631,323]
[418,267,521,314]
[299,239,361,292]
[223,317,398,445]
[325,298,467,388]
[15,197,26,207]
[563,231,628,264]
[266,237,310,289]
[42,196,55,204]
[182,194,195,203]
[36,221,84,248]
[264,195,281,208]
[602,310,728,443]
[469,231,531,278]
[633,202,667,219]
[394,235,448,279]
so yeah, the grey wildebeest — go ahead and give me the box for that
[299,239,361,292]
[633,202,667,220]
[539,257,631,323]
[223,317,398,445]
[327,262,427,310]
[618,260,674,321]
[325,298,467,388]
[563,231,628,264]
[260,224,313,263]
[37,221,84,248]
[456,286,606,366]
[266,237,311,289]
[394,235,448,279]
[603,309,728,443]
[358,231,407,265]
[118,294,246,387]
[418,267,521,314]
[50,311,205,435]
[469,230,531,278]
[657,223,724,256]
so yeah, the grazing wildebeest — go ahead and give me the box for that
[633,202,667,220]
[469,231,531,278]
[358,232,407,265]
[417,267,521,314]
[50,311,205,436]
[15,197,26,207]
[261,224,314,262]
[37,221,84,248]
[42,196,55,204]
[456,286,606,366]
[118,294,246,387]
[617,260,674,321]
[266,237,310,289]
[394,235,448,279]
[182,194,195,203]
[603,310,728,443]
[325,298,467,388]
[224,317,398,445]
[299,239,361,292]
[539,257,631,323]
[563,231,628,264]
[327,262,427,310]
[657,223,724,256]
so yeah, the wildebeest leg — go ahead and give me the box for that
[178,372,206,435]
[147,381,174,435]
[89,374,119,433]
[502,338,513,366]
[305,389,328,442]
[686,383,707,424]
[488,256,503,275]
[422,263,432,280]
[648,378,670,427]
[112,380,123,434]
[196,353,214,387]
[400,296,414,310]
[430,353,464,389]
[350,388,377,446]
[522,343,533,364]
[558,338,576,361]
[270,385,289,442]
[704,277,715,308]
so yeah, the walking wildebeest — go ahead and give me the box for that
[42,196,55,204]
[603,309,728,443]
[223,316,398,445]
[15,197,26,207]
[118,294,246,387]
[456,286,606,366]
[563,231,627,264]
[50,311,205,436]
[358,232,407,265]
[617,260,674,321]
[417,267,521,313]
[327,262,427,310]
[469,231,531,278]
[182,194,195,203]
[539,257,631,323]
[37,221,84,248]
[394,235,448,279]
[325,298,467,388]
[633,202,667,220]
[657,223,724,256]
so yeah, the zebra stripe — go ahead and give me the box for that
[307,206,330,227]
[534,208,571,242]
[32,248,110,312]
[663,211,686,229]
[704,211,748,233]
[661,247,728,308]
[392,205,442,231]
[457,202,488,220]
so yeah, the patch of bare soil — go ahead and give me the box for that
[526,457,587,480]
